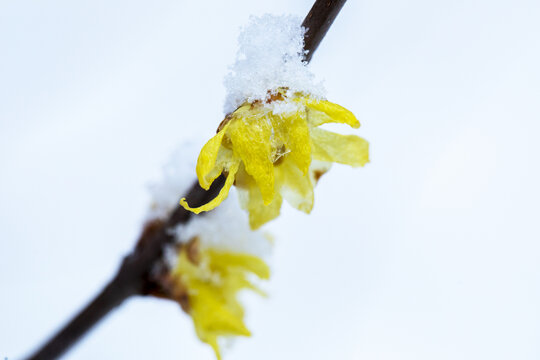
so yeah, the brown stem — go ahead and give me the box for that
[302,0,347,63]
[25,0,348,358]
[25,177,225,360]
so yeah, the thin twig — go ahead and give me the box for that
[25,177,226,360]
[25,0,348,359]
[302,0,347,63]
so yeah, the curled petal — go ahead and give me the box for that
[201,146,234,191]
[197,122,231,189]
[180,159,240,214]
[303,99,360,128]
[310,127,370,167]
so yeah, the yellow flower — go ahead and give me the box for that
[181,89,369,229]
[171,239,269,359]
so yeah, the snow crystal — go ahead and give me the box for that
[223,14,325,114]
[269,98,302,115]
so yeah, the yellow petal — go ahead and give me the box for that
[190,285,250,360]
[228,113,275,205]
[303,98,360,128]
[270,109,311,175]
[275,159,314,214]
[196,122,231,189]
[237,172,282,230]
[208,250,270,280]
[310,127,370,167]
[191,286,251,336]
[172,245,269,360]
[235,164,281,229]
[180,159,240,213]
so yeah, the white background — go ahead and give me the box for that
[1,0,540,359]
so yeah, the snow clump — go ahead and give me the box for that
[223,14,325,114]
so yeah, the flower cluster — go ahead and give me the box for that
[181,88,369,229]
[147,144,272,359]
[170,238,269,360]
[148,14,370,359]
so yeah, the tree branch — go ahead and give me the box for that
[25,1,348,359]
[25,177,226,360]
[302,0,347,63]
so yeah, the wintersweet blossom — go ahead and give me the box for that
[180,89,369,229]
[147,144,272,358]
[171,238,269,359]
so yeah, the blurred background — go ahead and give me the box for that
[1,0,540,359]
